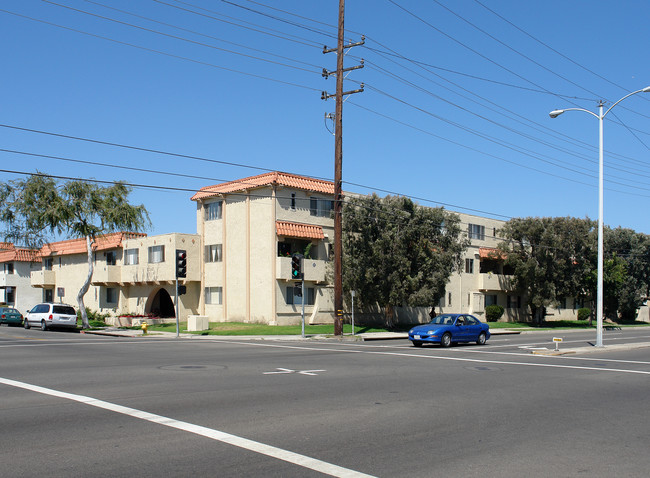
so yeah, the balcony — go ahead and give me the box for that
[0,273,21,288]
[276,256,327,283]
[92,266,122,285]
[31,270,56,287]
[479,272,513,292]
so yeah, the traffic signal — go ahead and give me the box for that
[291,253,303,280]
[175,249,187,278]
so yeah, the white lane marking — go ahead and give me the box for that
[201,340,650,376]
[264,368,326,376]
[0,377,374,478]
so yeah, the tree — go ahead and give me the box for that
[498,217,596,325]
[0,174,150,328]
[603,227,650,321]
[342,194,469,328]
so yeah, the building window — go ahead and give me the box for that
[290,193,296,210]
[43,258,53,271]
[106,287,117,304]
[44,289,53,302]
[148,245,165,263]
[205,244,223,263]
[3,263,14,274]
[205,286,222,305]
[205,201,223,221]
[557,297,567,309]
[448,292,452,307]
[465,258,473,274]
[485,294,498,307]
[106,251,116,266]
[286,286,315,305]
[125,248,139,265]
[507,295,521,309]
[468,224,485,240]
[310,197,334,217]
[6,287,15,304]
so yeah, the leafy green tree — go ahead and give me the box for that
[498,217,596,325]
[342,194,469,328]
[602,227,650,321]
[0,174,149,328]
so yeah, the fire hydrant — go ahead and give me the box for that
[141,321,148,335]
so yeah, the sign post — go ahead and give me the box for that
[553,337,563,352]
[351,290,356,335]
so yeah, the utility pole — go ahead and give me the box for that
[322,0,363,336]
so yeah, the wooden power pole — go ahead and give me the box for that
[322,0,363,335]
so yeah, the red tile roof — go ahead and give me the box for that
[39,232,146,257]
[479,247,507,260]
[276,221,325,240]
[0,242,15,251]
[191,172,335,201]
[0,248,40,263]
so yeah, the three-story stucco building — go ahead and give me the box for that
[0,171,601,325]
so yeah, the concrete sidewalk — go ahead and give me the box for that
[80,328,520,341]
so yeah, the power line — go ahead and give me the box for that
[83,0,324,70]
[0,8,322,93]
[43,0,322,75]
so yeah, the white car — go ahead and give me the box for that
[24,303,78,331]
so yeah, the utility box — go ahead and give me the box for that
[187,315,209,331]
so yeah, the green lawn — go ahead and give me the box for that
[143,322,389,336]
[136,319,649,335]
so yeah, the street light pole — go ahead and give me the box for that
[550,86,650,347]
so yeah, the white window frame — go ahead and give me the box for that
[205,201,223,221]
[148,245,165,264]
[125,248,139,265]
[468,224,485,240]
[205,244,223,263]
[205,286,223,305]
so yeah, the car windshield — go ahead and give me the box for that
[429,314,456,325]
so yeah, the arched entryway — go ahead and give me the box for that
[145,287,175,318]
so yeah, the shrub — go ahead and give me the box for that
[577,307,591,321]
[77,308,109,326]
[485,304,504,322]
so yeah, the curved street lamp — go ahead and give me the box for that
[550,86,650,347]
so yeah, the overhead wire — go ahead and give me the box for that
[0,8,322,93]
[42,0,322,75]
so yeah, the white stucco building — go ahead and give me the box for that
[0,171,603,325]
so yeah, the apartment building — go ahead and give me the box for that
[0,171,591,325]
[0,243,41,312]
[191,171,335,325]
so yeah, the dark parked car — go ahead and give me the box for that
[0,307,23,326]
[408,313,490,347]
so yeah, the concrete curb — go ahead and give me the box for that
[531,341,650,355]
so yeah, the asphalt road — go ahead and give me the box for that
[1,325,650,477]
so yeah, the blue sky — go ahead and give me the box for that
[2,0,650,239]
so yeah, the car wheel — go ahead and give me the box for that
[477,332,487,345]
[41,320,48,331]
[441,333,452,348]
[24,319,30,329]
[412,340,422,347]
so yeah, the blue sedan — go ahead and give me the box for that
[408,313,490,347]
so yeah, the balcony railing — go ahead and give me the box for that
[276,256,327,283]
[480,272,513,291]
[92,266,122,284]
[31,270,56,287]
